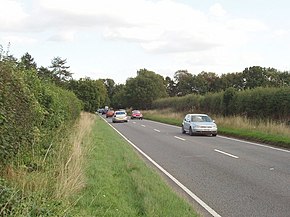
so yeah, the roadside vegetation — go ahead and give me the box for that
[142,109,290,149]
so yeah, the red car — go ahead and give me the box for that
[106,110,115,118]
[131,110,143,119]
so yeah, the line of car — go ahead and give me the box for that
[97,109,143,123]
[98,108,218,137]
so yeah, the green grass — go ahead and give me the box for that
[218,127,290,148]
[142,110,290,149]
[71,115,199,217]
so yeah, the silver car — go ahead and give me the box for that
[181,114,217,136]
[112,110,128,123]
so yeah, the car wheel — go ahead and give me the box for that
[189,127,193,136]
[181,126,186,134]
[212,133,217,137]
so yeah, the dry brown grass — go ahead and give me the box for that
[143,109,185,119]
[216,115,290,137]
[55,112,96,199]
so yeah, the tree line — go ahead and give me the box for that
[3,48,290,117]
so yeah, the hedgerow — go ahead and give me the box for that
[152,87,290,122]
[0,58,82,215]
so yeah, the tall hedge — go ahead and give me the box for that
[152,87,290,121]
[0,60,82,165]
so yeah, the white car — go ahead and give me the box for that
[181,114,217,136]
[112,110,128,123]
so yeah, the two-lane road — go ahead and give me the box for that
[103,116,290,217]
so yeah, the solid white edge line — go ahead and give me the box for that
[174,136,186,141]
[217,135,290,153]
[154,129,161,132]
[214,149,239,159]
[145,119,290,153]
[100,116,221,217]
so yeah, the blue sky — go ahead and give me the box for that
[1,0,290,84]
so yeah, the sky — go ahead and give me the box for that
[1,0,290,84]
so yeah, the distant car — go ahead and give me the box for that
[181,114,217,136]
[98,108,104,114]
[106,110,115,118]
[112,110,128,123]
[131,110,143,120]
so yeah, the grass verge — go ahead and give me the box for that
[142,109,290,149]
[0,112,95,216]
[71,115,199,217]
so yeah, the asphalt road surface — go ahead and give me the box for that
[103,116,290,217]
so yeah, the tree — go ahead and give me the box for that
[68,78,108,112]
[174,70,195,96]
[242,66,268,89]
[37,66,53,81]
[125,69,167,109]
[102,78,115,103]
[19,52,37,70]
[111,84,127,109]
[49,57,72,84]
[165,76,177,97]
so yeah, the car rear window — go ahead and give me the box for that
[116,111,125,115]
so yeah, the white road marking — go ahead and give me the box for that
[154,129,160,132]
[133,121,136,124]
[174,136,186,141]
[145,119,290,153]
[217,135,290,153]
[104,118,221,217]
[141,125,146,127]
[214,149,239,159]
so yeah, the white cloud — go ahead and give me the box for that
[209,3,227,17]
[48,30,76,42]
[0,0,29,30]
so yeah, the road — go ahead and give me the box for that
[103,116,290,217]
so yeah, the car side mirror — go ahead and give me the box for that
[213,120,215,123]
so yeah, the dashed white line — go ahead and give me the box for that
[214,149,239,159]
[174,136,186,141]
[141,125,146,127]
[154,129,161,132]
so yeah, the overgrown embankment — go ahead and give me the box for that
[0,59,83,216]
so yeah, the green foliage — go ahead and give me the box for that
[111,84,126,109]
[124,69,168,109]
[0,61,43,164]
[0,57,82,163]
[152,86,290,122]
[68,78,107,112]
[223,87,236,115]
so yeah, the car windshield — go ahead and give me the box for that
[116,111,126,115]
[191,115,212,122]
[133,110,140,114]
